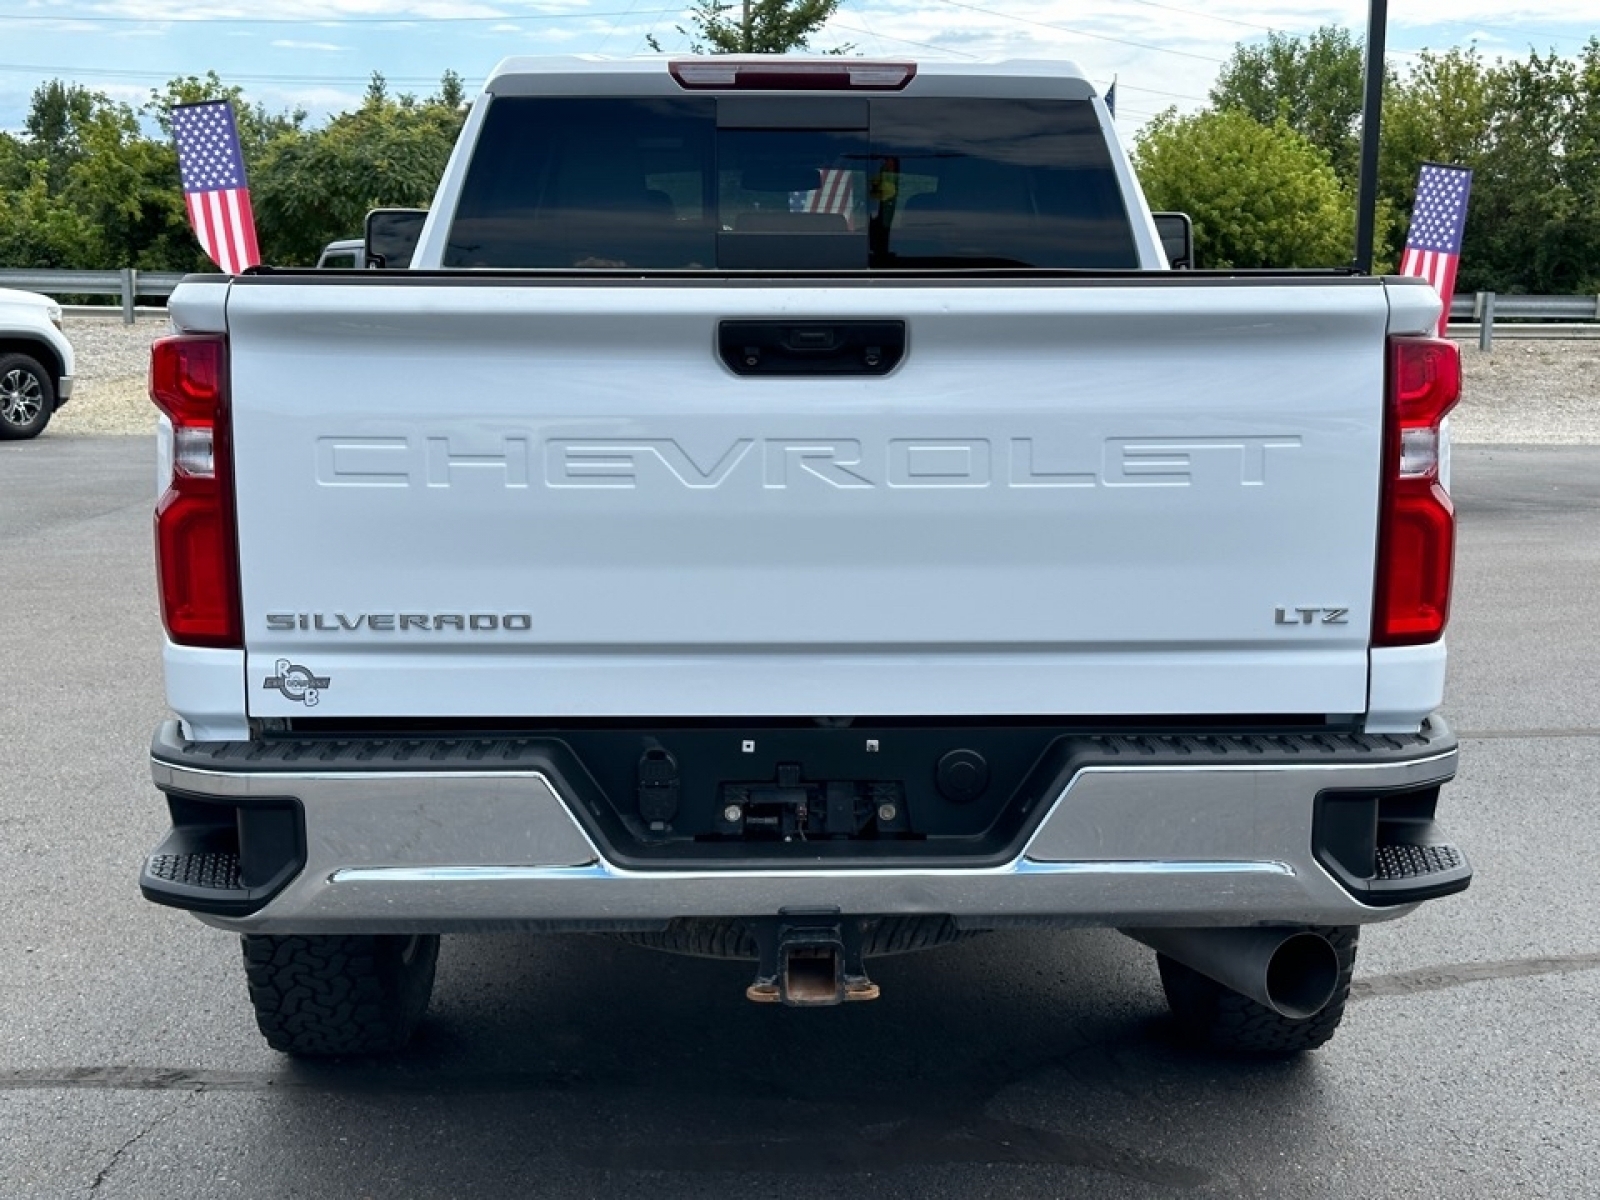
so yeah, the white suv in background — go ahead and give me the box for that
[0,288,74,440]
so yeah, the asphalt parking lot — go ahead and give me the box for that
[1,436,1597,1198]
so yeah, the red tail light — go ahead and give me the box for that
[1374,336,1460,646]
[150,334,241,648]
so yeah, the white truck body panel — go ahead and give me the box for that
[220,277,1403,722]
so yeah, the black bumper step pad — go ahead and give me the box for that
[139,793,305,918]
[1346,835,1472,905]
[147,851,243,892]
[1374,842,1465,882]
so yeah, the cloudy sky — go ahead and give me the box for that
[3,0,1594,132]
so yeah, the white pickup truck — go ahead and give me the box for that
[141,56,1471,1058]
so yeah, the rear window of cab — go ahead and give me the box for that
[444,96,1137,270]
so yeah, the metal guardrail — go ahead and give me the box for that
[0,268,186,323]
[1448,323,1600,343]
[1450,292,1600,350]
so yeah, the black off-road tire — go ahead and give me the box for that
[0,352,55,440]
[1156,926,1359,1056]
[241,933,439,1057]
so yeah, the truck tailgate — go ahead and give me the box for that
[227,276,1387,720]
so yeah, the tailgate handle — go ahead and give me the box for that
[719,320,905,377]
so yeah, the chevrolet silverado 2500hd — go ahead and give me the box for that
[141,56,1472,1057]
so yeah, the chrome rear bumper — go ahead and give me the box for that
[142,718,1467,933]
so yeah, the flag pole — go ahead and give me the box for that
[1352,0,1387,274]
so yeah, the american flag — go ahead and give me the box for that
[805,168,856,229]
[1399,163,1473,337]
[171,101,261,275]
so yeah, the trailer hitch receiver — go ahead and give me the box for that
[745,911,880,1006]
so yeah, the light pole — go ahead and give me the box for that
[1352,0,1387,274]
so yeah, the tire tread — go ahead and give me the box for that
[241,933,438,1057]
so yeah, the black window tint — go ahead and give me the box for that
[716,128,869,269]
[445,95,1136,270]
[446,98,717,268]
[870,99,1138,268]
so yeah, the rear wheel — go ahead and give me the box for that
[0,353,54,440]
[241,933,439,1057]
[1156,925,1358,1056]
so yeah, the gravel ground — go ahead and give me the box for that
[45,310,1600,442]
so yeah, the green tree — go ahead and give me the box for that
[1465,49,1583,292]
[0,159,101,267]
[1564,38,1600,290]
[433,69,467,110]
[0,82,197,270]
[0,133,29,195]
[1376,47,1491,275]
[1134,108,1361,268]
[251,91,467,264]
[1210,27,1373,180]
[22,81,99,191]
[0,71,480,272]
[62,99,200,271]
[145,71,306,176]
[1193,29,1600,291]
[647,0,846,54]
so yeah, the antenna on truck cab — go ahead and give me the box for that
[1352,0,1387,274]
